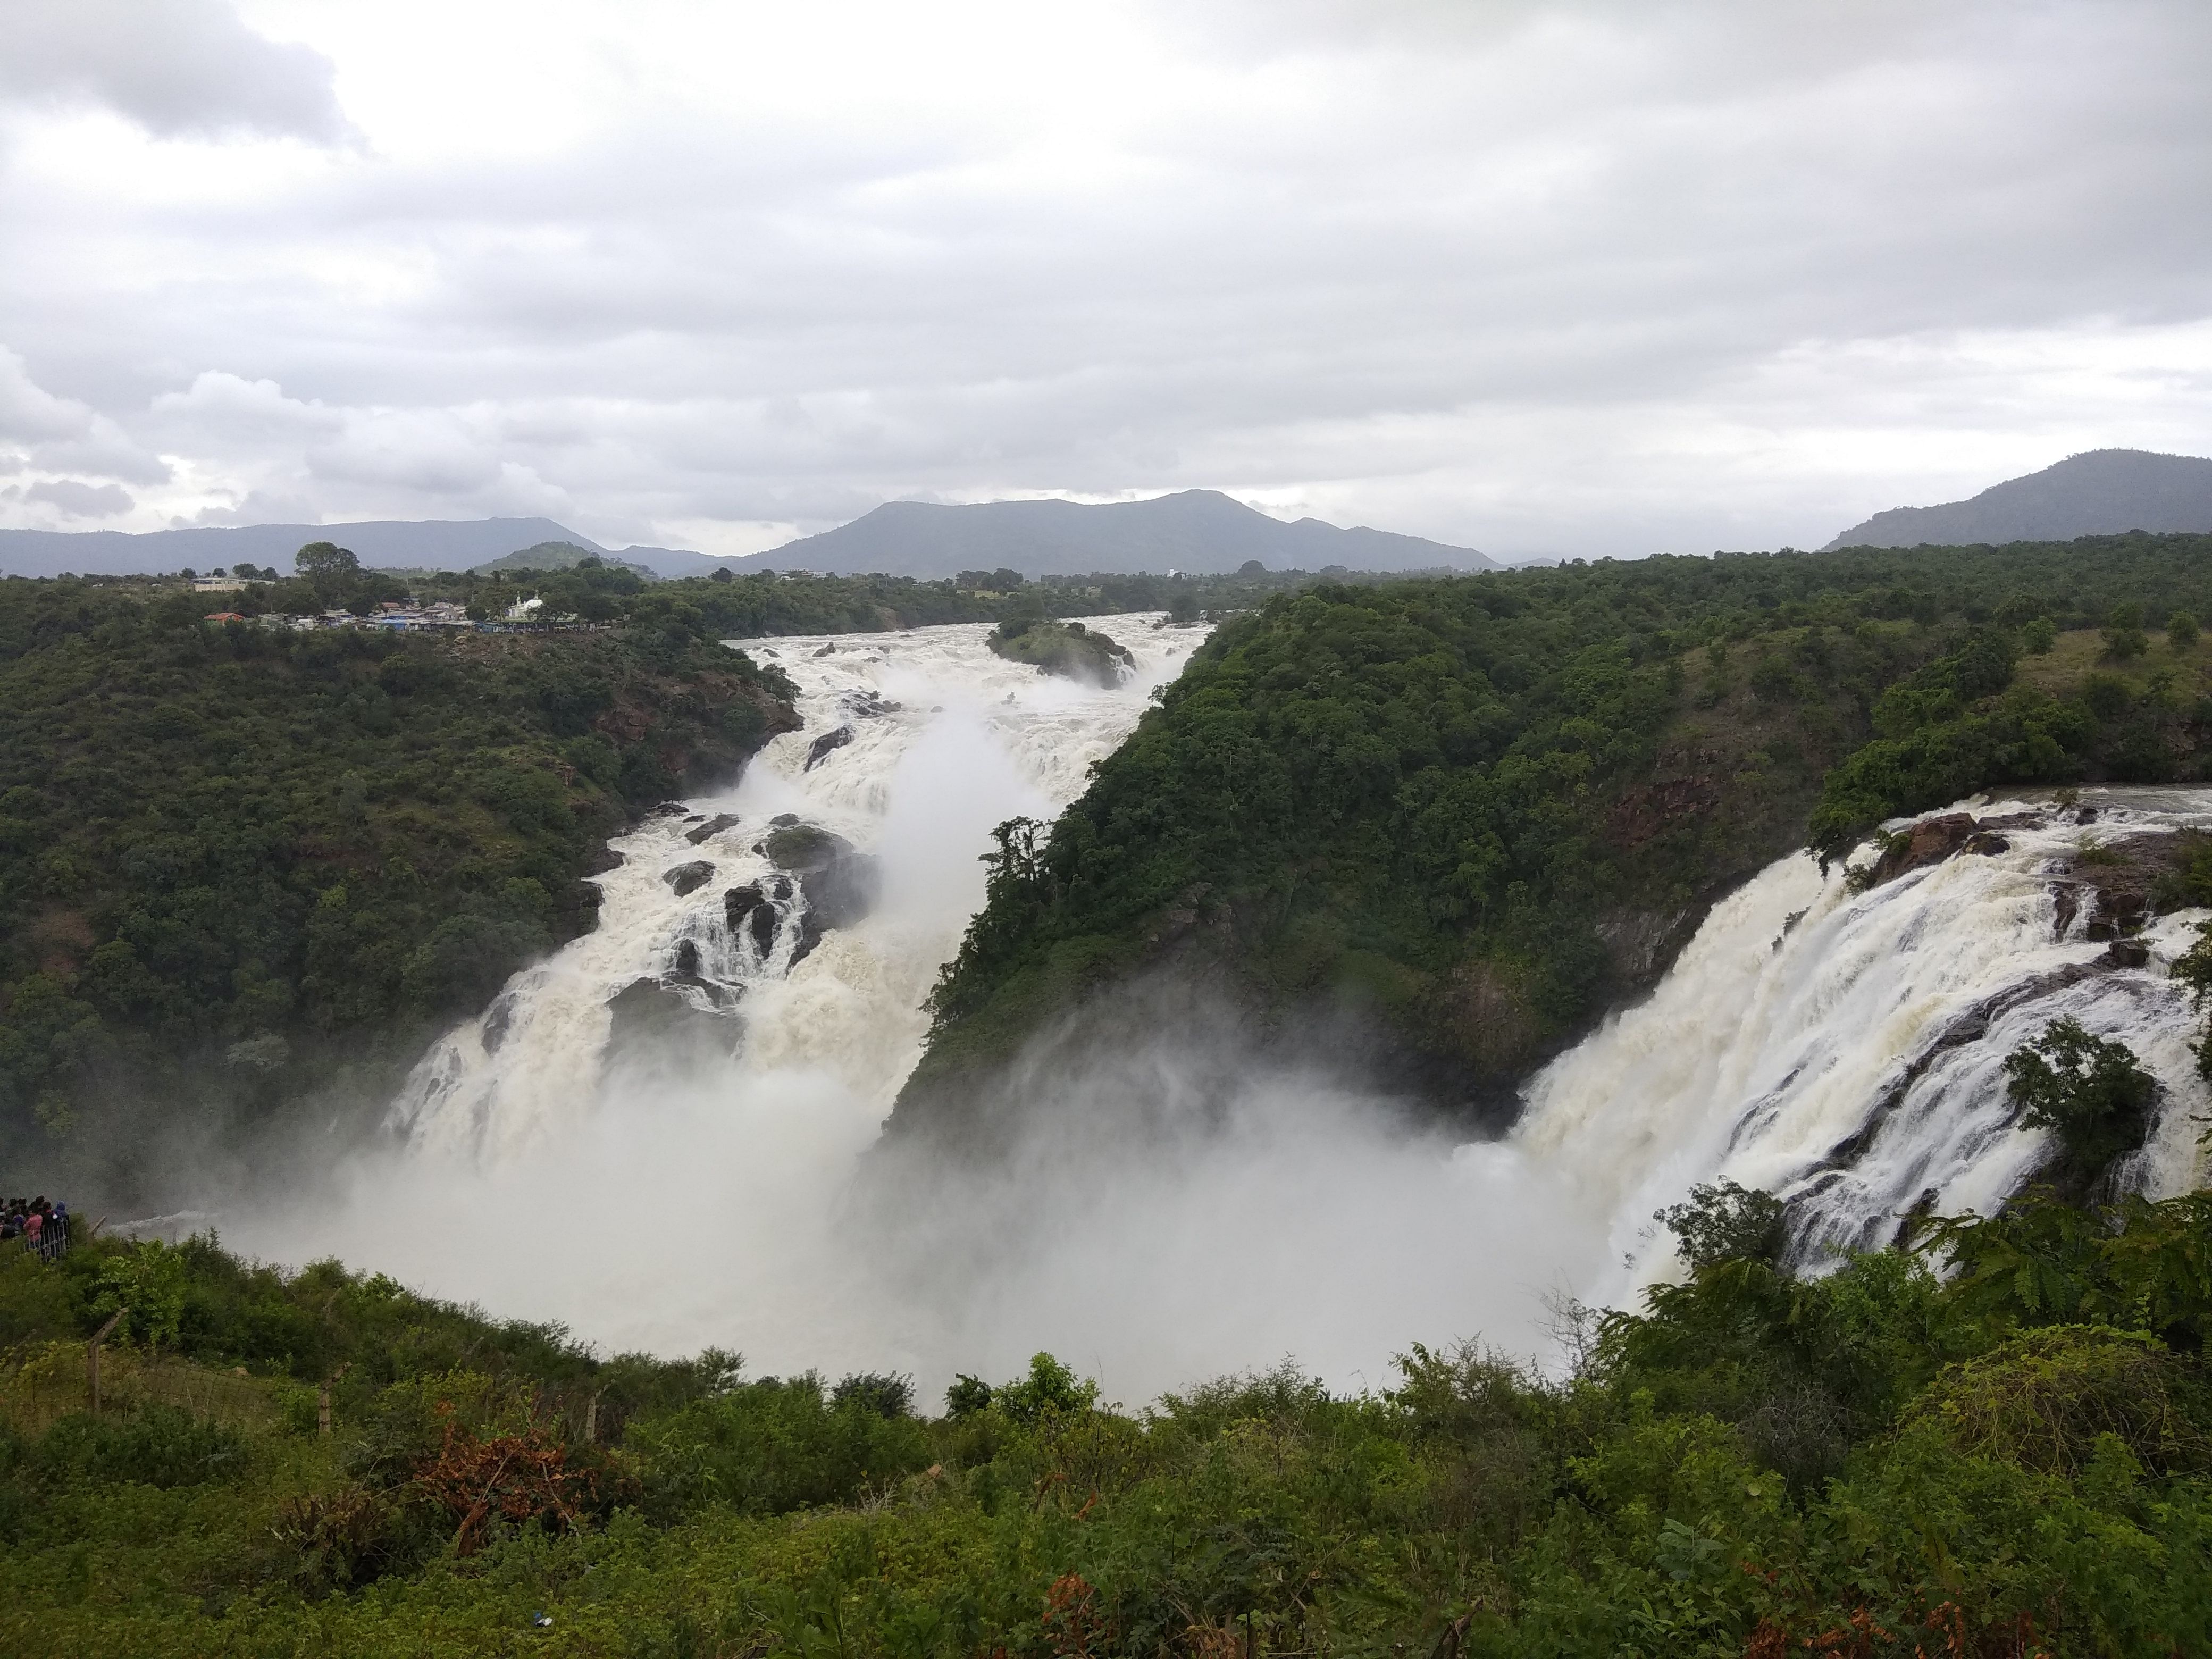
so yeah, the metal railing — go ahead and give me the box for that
[4,1212,71,1263]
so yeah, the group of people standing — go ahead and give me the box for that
[3,1196,69,1262]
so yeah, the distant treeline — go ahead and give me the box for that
[130,544,1411,636]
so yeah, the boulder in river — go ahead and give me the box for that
[805,726,856,770]
[763,823,881,963]
[662,860,716,896]
[724,882,781,956]
[604,976,740,1062]
[685,812,740,844]
[1869,814,1980,885]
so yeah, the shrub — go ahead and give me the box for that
[29,1405,247,1488]
[830,1371,915,1418]
[1899,1325,2212,1477]
[2020,616,2057,653]
[2002,1018,2158,1179]
[945,1373,993,1418]
[2103,602,2148,660]
[629,1373,932,1519]
[2169,608,2200,650]
[993,1352,1100,1423]
[92,1239,189,1347]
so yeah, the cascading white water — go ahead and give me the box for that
[1513,786,2212,1310]
[241,608,2212,1397]
[395,616,1208,1160]
[240,616,1602,1393]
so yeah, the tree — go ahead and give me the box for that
[2003,1017,2158,1179]
[2168,609,2199,650]
[992,1352,1097,1423]
[93,1238,190,1347]
[2102,602,2148,660]
[1658,1179,1787,1269]
[295,541,361,583]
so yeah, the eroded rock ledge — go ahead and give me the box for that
[1864,802,2202,964]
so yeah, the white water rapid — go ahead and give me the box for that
[236,613,2212,1399]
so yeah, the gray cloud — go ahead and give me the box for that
[0,0,2206,557]
[0,0,346,141]
[27,478,132,517]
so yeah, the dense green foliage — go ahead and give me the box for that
[0,574,795,1199]
[1805,612,2212,860]
[910,534,2212,1119]
[4,1167,2210,1654]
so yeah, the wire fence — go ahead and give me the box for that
[3,1212,72,1264]
[1,1340,281,1438]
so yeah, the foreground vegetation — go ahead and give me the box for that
[907,532,2212,1126]
[0,574,797,1199]
[2,1159,2208,1656]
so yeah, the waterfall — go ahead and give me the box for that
[240,604,2212,1394]
[394,616,1209,1160]
[1514,787,2212,1310]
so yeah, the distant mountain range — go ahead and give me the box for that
[755,490,1496,576]
[1823,449,2212,550]
[45,453,2210,583]
[0,492,1489,582]
[0,517,606,579]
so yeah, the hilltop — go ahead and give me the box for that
[471,540,661,580]
[1824,448,2212,550]
[755,489,1496,578]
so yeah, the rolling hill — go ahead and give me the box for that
[753,489,1495,577]
[1823,448,2212,550]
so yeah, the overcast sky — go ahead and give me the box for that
[1,0,2207,559]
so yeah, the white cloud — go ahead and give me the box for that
[0,347,174,490]
[0,347,95,443]
[0,0,2206,555]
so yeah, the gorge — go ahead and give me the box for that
[232,611,2211,1400]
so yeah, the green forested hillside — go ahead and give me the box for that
[4,1179,2210,1655]
[902,533,2212,1133]
[0,576,795,1198]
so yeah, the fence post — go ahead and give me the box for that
[319,1362,351,1436]
[585,1388,602,1444]
[88,1311,124,1413]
